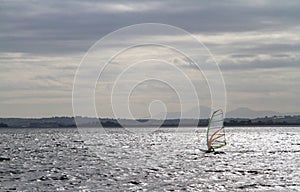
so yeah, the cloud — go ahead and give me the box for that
[1,0,300,116]
[1,0,300,54]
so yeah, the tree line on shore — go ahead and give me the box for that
[1,115,300,128]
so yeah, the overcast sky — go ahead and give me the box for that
[1,0,300,117]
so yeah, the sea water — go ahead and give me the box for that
[0,127,299,191]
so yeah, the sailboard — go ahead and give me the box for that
[206,109,226,152]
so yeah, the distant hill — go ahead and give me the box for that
[226,107,281,118]
[156,106,300,119]
[226,107,300,118]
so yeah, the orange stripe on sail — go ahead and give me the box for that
[208,127,225,148]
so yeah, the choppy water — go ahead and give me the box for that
[0,127,299,191]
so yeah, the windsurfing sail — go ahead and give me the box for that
[207,109,226,151]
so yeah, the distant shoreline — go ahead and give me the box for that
[1,115,300,128]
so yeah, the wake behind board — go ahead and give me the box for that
[199,148,226,154]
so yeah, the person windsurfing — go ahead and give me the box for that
[204,109,226,153]
[206,141,215,153]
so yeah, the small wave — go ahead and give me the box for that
[268,150,300,154]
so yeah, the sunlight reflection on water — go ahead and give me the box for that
[0,127,299,191]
